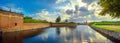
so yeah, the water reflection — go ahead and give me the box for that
[1,28,46,43]
[0,31,2,43]
[2,32,23,43]
[56,28,60,35]
[1,25,114,43]
[23,25,113,43]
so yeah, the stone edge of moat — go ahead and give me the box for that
[89,25,120,43]
[1,23,77,33]
[50,23,77,28]
[2,27,49,33]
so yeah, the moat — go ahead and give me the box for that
[23,25,113,43]
[1,25,114,43]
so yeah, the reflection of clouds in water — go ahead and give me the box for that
[74,25,112,43]
[72,37,79,43]
[59,27,82,43]
[88,29,93,34]
[60,27,73,43]
[94,32,113,43]
[60,27,71,37]
[23,25,113,43]
[40,31,49,40]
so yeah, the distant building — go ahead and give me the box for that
[0,10,23,30]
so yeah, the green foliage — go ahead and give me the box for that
[24,19,48,23]
[91,21,120,32]
[56,16,61,23]
[98,0,120,18]
[24,16,32,19]
[93,21,120,25]
[92,25,120,32]
[24,16,48,23]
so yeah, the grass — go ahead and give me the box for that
[24,16,49,23]
[93,21,120,25]
[92,25,120,32]
[91,22,120,32]
[24,19,48,23]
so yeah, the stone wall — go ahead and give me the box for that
[23,23,49,29]
[50,23,77,28]
[0,10,23,30]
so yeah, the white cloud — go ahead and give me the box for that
[0,6,10,11]
[59,11,71,21]
[54,0,88,21]
[87,2,115,21]
[34,9,56,22]
[55,0,87,11]
[34,9,71,22]
[39,0,120,22]
[56,0,66,4]
[0,3,23,13]
[61,0,120,22]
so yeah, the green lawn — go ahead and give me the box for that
[24,16,49,23]
[92,25,120,32]
[91,22,120,32]
[93,21,120,25]
[24,19,48,23]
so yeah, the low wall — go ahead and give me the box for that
[50,23,77,28]
[2,23,50,32]
[23,23,49,29]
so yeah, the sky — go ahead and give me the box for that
[0,0,120,22]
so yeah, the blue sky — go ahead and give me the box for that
[0,0,56,15]
[0,0,119,22]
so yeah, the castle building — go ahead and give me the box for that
[0,10,23,30]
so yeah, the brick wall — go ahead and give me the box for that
[0,10,23,30]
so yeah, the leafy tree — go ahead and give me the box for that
[56,16,61,23]
[98,0,120,18]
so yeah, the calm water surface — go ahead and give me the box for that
[23,25,113,43]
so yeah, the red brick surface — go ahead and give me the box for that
[0,10,23,30]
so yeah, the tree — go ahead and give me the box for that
[98,0,120,18]
[56,16,61,23]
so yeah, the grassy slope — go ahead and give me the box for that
[92,22,120,32]
[24,19,48,23]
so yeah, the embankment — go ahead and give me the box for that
[2,23,49,32]
[89,25,120,43]
[2,23,77,32]
[50,23,77,28]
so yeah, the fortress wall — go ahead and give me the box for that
[0,10,23,30]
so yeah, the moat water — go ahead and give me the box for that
[1,25,114,43]
[23,25,113,43]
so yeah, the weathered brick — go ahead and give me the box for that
[0,10,23,30]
